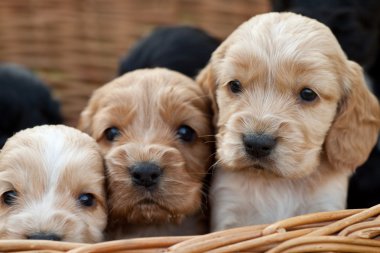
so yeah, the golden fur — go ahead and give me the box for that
[197,12,380,231]
[0,125,107,242]
[79,68,213,238]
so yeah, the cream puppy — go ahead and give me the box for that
[79,68,213,239]
[197,12,380,231]
[0,125,107,242]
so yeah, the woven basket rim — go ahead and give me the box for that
[0,205,379,252]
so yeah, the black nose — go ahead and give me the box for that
[130,162,162,188]
[27,232,62,241]
[243,134,276,158]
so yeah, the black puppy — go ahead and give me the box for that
[271,0,380,209]
[0,63,63,147]
[118,26,220,78]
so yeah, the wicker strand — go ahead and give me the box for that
[14,250,67,253]
[167,224,266,253]
[262,209,363,235]
[267,236,380,253]
[205,228,315,253]
[0,240,85,252]
[338,220,380,238]
[67,236,190,253]
[305,204,380,237]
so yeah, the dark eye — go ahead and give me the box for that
[78,193,95,207]
[300,88,318,102]
[228,80,242,93]
[2,190,17,206]
[177,125,196,143]
[104,127,120,141]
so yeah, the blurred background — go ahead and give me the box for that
[0,0,270,126]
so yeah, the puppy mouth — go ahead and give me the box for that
[249,161,272,172]
[137,198,169,212]
[253,163,266,170]
[245,154,273,170]
[248,160,285,178]
[134,198,178,222]
[239,158,276,174]
[138,199,158,205]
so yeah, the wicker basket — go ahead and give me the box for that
[1,204,380,252]
[0,0,270,126]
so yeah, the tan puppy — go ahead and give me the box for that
[197,12,380,231]
[0,125,107,242]
[79,68,213,238]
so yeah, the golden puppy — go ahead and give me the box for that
[79,68,213,238]
[0,125,107,242]
[197,12,380,231]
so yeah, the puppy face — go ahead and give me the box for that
[0,125,107,243]
[198,12,380,178]
[79,68,213,224]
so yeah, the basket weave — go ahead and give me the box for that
[0,0,270,126]
[1,204,380,252]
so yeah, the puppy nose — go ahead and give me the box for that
[130,162,162,188]
[27,232,62,241]
[243,134,276,158]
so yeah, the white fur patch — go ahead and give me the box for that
[210,167,349,231]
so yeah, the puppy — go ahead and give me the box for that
[197,12,380,231]
[270,2,380,209]
[0,63,63,148]
[78,68,213,238]
[118,26,220,78]
[0,125,107,242]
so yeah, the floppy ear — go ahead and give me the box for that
[325,61,380,171]
[196,64,219,126]
[196,39,230,126]
[77,104,95,136]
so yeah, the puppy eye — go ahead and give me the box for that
[228,80,242,93]
[78,193,95,207]
[104,127,121,141]
[177,125,197,143]
[300,88,318,102]
[2,190,17,206]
